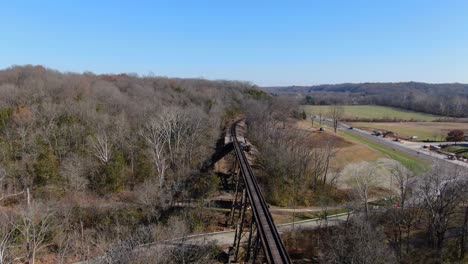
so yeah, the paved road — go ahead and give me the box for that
[74,214,349,264]
[185,212,350,246]
[269,205,342,213]
[316,117,468,168]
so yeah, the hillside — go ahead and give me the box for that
[0,65,265,263]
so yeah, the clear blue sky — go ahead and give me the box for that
[1,0,468,86]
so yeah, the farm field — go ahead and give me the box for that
[351,122,468,141]
[302,105,444,121]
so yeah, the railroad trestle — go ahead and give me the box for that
[227,120,291,264]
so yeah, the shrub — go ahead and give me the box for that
[189,173,220,200]
[34,147,59,186]
[0,107,12,131]
[91,151,126,193]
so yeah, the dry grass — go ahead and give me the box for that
[297,120,385,168]
[331,142,384,168]
[338,158,402,193]
[295,120,427,198]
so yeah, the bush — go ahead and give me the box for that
[0,107,12,131]
[133,151,152,184]
[189,173,220,200]
[34,147,59,186]
[244,89,269,100]
[90,151,126,193]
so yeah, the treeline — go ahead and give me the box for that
[267,82,468,117]
[0,65,263,263]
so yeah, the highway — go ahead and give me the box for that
[231,120,292,264]
[317,117,468,168]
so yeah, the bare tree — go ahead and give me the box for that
[14,205,54,264]
[158,108,205,168]
[460,204,468,259]
[139,117,168,188]
[348,161,379,219]
[0,65,278,262]
[0,217,15,264]
[59,154,89,192]
[322,217,396,264]
[416,163,468,254]
[88,128,113,164]
[139,107,207,188]
[320,137,338,185]
[390,163,417,209]
[0,167,24,203]
[328,105,344,133]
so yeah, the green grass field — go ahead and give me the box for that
[303,105,443,121]
[340,131,429,173]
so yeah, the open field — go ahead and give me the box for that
[296,119,428,171]
[339,131,429,172]
[331,141,384,168]
[296,120,428,197]
[303,105,444,121]
[296,120,385,167]
[297,119,428,172]
[351,122,468,141]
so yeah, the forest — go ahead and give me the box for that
[0,66,467,264]
[267,82,468,117]
[0,65,267,263]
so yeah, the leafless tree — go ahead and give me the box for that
[460,203,468,259]
[328,105,344,133]
[0,65,274,262]
[88,128,113,164]
[139,117,168,188]
[0,216,15,264]
[416,163,468,253]
[308,151,332,188]
[13,205,54,264]
[102,226,153,264]
[162,216,217,264]
[136,179,172,221]
[390,163,417,209]
[59,154,89,192]
[348,161,380,219]
[0,167,24,203]
[139,107,207,188]
[322,217,396,264]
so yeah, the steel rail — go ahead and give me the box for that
[231,120,291,264]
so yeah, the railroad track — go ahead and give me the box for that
[231,120,291,264]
